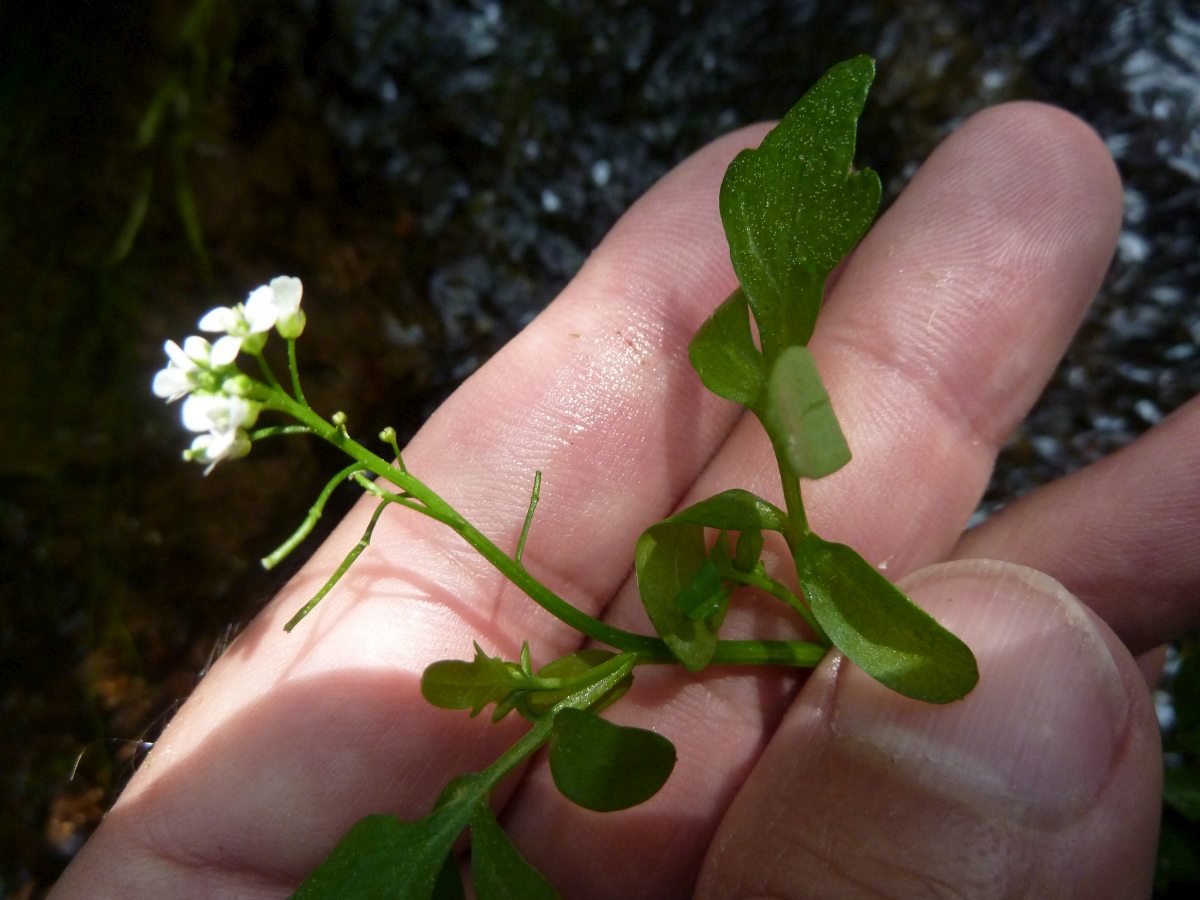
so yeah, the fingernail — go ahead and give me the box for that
[829,559,1131,820]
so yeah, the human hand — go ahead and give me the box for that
[53,101,1198,898]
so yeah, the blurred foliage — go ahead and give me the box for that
[107,0,238,270]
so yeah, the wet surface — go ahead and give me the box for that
[2,0,1197,893]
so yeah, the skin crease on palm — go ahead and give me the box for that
[52,101,1200,899]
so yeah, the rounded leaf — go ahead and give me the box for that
[548,709,676,812]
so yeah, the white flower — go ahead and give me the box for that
[155,276,304,473]
[180,392,260,434]
[152,336,214,402]
[197,293,270,363]
[177,393,260,474]
[209,334,249,367]
[197,276,306,360]
[184,428,252,474]
[267,276,306,339]
[196,306,241,334]
[243,284,285,331]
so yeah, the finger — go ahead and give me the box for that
[696,561,1162,899]
[805,100,1124,568]
[503,102,1124,898]
[954,394,1200,653]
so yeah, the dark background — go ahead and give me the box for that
[2,0,1198,894]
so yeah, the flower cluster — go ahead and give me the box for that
[153,276,304,473]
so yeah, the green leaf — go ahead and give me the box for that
[518,650,632,718]
[536,649,619,680]
[548,708,676,812]
[733,528,764,574]
[797,535,978,703]
[763,345,851,479]
[421,643,523,717]
[470,801,560,899]
[720,54,881,356]
[432,854,467,900]
[665,488,787,534]
[636,490,785,670]
[635,522,723,671]
[674,555,728,620]
[293,810,465,900]
[295,725,568,899]
[688,288,766,406]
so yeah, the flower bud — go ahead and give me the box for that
[276,309,307,339]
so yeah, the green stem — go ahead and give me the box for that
[249,385,833,671]
[379,427,406,474]
[473,710,557,791]
[515,470,541,563]
[251,424,315,440]
[726,568,825,640]
[287,338,307,406]
[451,515,673,660]
[252,350,284,394]
[519,648,640,694]
[262,461,365,570]
[708,639,825,667]
[756,413,833,646]
[455,654,639,798]
[284,498,390,632]
[253,385,673,659]
[779,469,808,543]
[351,472,416,506]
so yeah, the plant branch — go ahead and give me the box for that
[284,498,390,632]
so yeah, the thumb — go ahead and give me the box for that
[696,559,1162,899]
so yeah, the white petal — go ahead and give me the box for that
[223,429,252,460]
[181,394,219,432]
[210,335,243,366]
[268,276,303,315]
[187,432,221,473]
[184,393,260,433]
[243,286,279,332]
[163,339,193,369]
[190,428,251,474]
[198,306,241,334]
[181,335,213,363]
[188,432,216,460]
[152,367,192,401]
[205,429,237,457]
[217,395,259,431]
